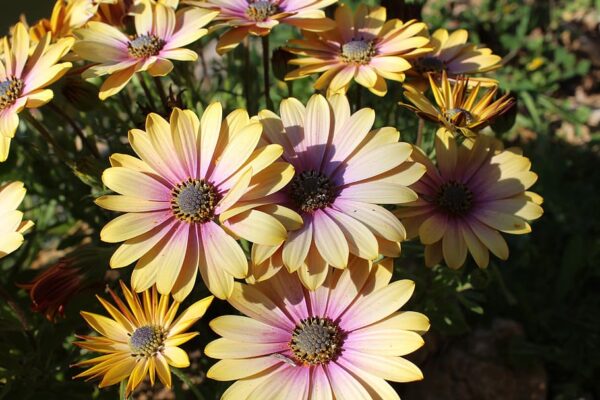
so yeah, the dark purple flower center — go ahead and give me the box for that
[128,34,165,58]
[289,170,336,213]
[171,178,221,223]
[436,180,473,215]
[290,317,343,365]
[0,77,24,111]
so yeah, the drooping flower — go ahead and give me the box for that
[206,258,429,399]
[73,0,218,99]
[96,106,297,300]
[0,23,73,161]
[21,259,85,321]
[285,4,431,96]
[249,94,425,289]
[188,0,337,54]
[0,181,34,258]
[395,130,543,269]
[400,71,514,139]
[74,281,213,397]
[407,28,502,90]
[19,245,109,321]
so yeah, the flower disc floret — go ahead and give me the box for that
[129,325,167,357]
[436,181,473,216]
[127,34,165,58]
[0,77,24,111]
[171,179,221,223]
[341,40,376,65]
[288,170,336,213]
[290,317,342,365]
[245,0,279,21]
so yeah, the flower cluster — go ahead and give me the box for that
[0,0,543,398]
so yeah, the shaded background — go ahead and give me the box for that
[1,0,53,30]
[1,0,599,399]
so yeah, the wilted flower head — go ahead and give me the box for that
[285,4,431,96]
[73,0,217,99]
[396,130,543,269]
[21,259,84,321]
[401,71,514,139]
[0,23,73,161]
[74,281,213,397]
[407,28,502,90]
[0,181,34,258]
[189,0,337,54]
[19,245,108,321]
[206,258,429,398]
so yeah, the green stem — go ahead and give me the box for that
[119,91,137,122]
[0,285,30,332]
[137,74,157,111]
[118,380,128,400]
[172,368,206,400]
[48,102,100,159]
[153,76,170,115]
[23,111,69,161]
[242,38,256,115]
[416,118,425,148]
[490,262,517,306]
[262,35,274,110]
[354,84,362,111]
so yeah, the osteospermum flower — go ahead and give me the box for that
[395,130,543,269]
[0,181,34,259]
[285,4,431,96]
[74,281,213,397]
[28,0,119,43]
[407,28,502,90]
[206,258,429,398]
[93,0,180,27]
[0,23,73,161]
[96,106,297,300]
[189,0,336,54]
[73,0,218,99]
[249,94,425,289]
[400,71,514,139]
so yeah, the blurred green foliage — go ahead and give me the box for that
[0,0,599,399]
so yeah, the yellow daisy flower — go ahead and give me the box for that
[96,106,297,300]
[407,28,502,90]
[395,130,543,269]
[74,281,213,397]
[0,23,73,161]
[400,71,514,139]
[73,0,218,99]
[248,94,425,289]
[188,0,337,54]
[285,4,431,96]
[206,258,429,398]
[0,181,34,259]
